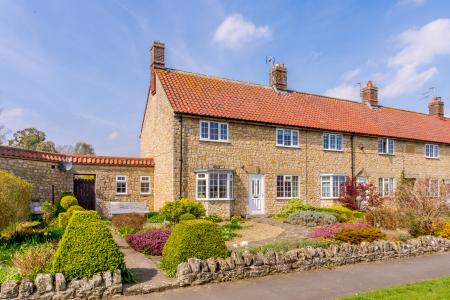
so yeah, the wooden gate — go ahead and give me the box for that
[73,177,96,210]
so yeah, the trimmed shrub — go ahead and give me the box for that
[58,212,70,229]
[159,198,206,223]
[310,222,371,240]
[60,196,78,210]
[179,213,196,221]
[52,211,125,279]
[112,213,146,231]
[55,191,74,216]
[230,215,243,224]
[67,205,84,216]
[206,214,223,223]
[0,170,32,231]
[126,229,171,256]
[12,243,54,278]
[285,211,338,227]
[316,206,364,222]
[161,220,227,277]
[334,227,386,244]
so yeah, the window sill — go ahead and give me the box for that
[378,153,395,156]
[425,157,439,160]
[199,139,230,144]
[276,145,300,149]
[320,197,339,200]
[323,148,344,152]
[276,197,297,200]
[140,193,151,196]
[196,198,234,201]
[116,193,128,196]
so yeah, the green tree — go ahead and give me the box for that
[8,128,57,152]
[73,142,95,155]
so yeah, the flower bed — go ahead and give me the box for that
[310,222,371,240]
[126,229,171,256]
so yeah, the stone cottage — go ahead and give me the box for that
[140,41,450,218]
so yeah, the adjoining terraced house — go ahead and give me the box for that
[141,41,450,218]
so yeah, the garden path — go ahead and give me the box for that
[112,232,177,295]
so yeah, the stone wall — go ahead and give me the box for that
[171,116,450,217]
[176,236,450,286]
[0,156,154,216]
[140,76,177,210]
[0,270,122,299]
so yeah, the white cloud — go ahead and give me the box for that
[108,131,119,140]
[341,68,361,81]
[213,14,271,49]
[324,83,360,101]
[381,19,450,99]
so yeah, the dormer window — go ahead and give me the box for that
[378,138,394,155]
[200,121,228,142]
[276,128,299,148]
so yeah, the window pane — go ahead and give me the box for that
[292,131,299,146]
[277,175,284,197]
[220,123,228,140]
[292,176,299,197]
[378,139,384,153]
[388,139,394,154]
[228,174,233,199]
[284,130,291,146]
[197,177,206,199]
[209,173,219,198]
[210,122,219,140]
[277,129,284,145]
[323,134,329,149]
[321,176,331,198]
[284,176,292,198]
[336,135,342,150]
[330,134,336,149]
[201,122,209,139]
[219,173,228,198]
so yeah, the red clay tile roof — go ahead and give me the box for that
[157,69,450,144]
[0,146,154,166]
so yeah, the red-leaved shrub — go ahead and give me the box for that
[126,229,171,256]
[309,221,371,240]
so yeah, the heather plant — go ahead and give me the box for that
[285,211,338,227]
[126,229,171,256]
[310,222,371,240]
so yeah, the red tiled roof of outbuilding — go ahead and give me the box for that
[157,69,450,144]
[0,146,154,166]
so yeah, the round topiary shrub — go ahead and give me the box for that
[52,210,125,279]
[285,211,338,227]
[67,205,85,216]
[179,213,196,221]
[161,219,228,277]
[159,198,206,223]
[0,170,32,231]
[60,195,78,210]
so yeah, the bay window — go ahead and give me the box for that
[196,172,233,200]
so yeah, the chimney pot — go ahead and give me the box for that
[362,80,378,106]
[269,63,288,91]
[150,41,166,95]
[428,96,444,118]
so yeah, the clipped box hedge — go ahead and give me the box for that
[161,219,228,277]
[52,210,125,279]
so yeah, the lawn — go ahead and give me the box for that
[341,276,450,300]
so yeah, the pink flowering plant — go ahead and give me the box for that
[126,228,171,256]
[310,221,371,240]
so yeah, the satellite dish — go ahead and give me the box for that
[58,161,73,171]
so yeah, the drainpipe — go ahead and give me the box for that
[179,116,183,198]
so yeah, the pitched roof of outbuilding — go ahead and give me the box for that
[157,68,450,144]
[0,146,154,166]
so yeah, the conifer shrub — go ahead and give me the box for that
[52,211,125,279]
[334,227,385,244]
[179,213,196,221]
[161,220,227,277]
[159,198,206,223]
[60,195,78,210]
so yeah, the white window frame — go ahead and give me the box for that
[116,175,127,195]
[320,174,346,199]
[195,172,234,201]
[140,176,151,195]
[276,175,300,199]
[199,120,229,142]
[425,144,439,159]
[322,133,343,151]
[378,177,394,197]
[276,128,300,148]
[378,138,395,155]
[426,178,441,197]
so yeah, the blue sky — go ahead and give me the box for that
[1,0,450,156]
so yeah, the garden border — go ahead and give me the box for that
[176,236,450,286]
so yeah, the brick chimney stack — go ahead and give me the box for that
[361,80,378,106]
[428,96,444,118]
[270,63,288,91]
[150,41,166,95]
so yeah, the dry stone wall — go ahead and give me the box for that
[0,270,122,300]
[176,236,450,286]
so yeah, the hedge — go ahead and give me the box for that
[0,170,32,231]
[161,219,227,277]
[52,211,125,279]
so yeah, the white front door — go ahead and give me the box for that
[248,174,264,215]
